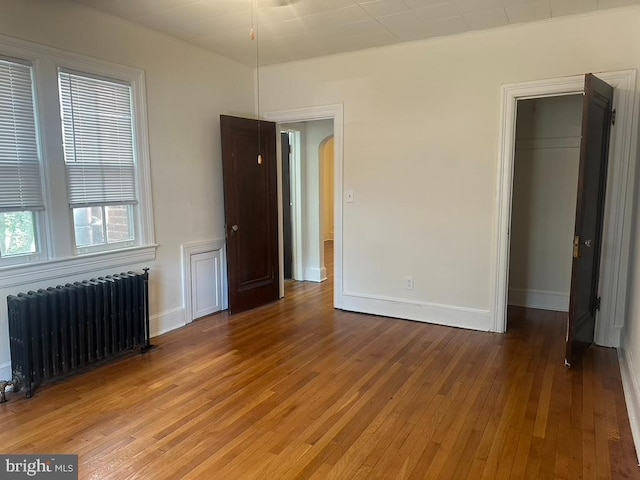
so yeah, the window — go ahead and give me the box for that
[0,57,44,265]
[59,71,137,252]
[0,37,154,272]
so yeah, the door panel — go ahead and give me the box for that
[221,115,279,314]
[566,74,614,365]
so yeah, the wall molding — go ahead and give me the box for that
[618,336,640,463]
[181,239,227,324]
[150,306,186,338]
[342,292,492,332]
[492,69,638,346]
[0,245,157,289]
[305,266,327,283]
[508,288,569,312]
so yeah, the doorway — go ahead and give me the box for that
[493,70,637,350]
[507,95,583,316]
[280,119,335,285]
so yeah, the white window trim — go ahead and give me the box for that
[0,245,157,289]
[0,33,156,279]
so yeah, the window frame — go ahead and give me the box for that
[0,33,156,281]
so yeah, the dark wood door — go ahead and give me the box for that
[566,74,614,366]
[281,132,293,279]
[220,115,279,314]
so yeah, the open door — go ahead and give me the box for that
[220,115,279,314]
[566,74,614,366]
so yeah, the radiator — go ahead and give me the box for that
[7,269,151,398]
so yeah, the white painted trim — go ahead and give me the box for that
[181,239,227,323]
[150,306,186,338]
[0,361,11,382]
[343,292,492,332]
[0,245,156,289]
[508,288,569,312]
[264,104,344,309]
[492,70,637,347]
[618,336,640,464]
[304,266,327,283]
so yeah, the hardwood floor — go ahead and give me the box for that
[1,257,638,478]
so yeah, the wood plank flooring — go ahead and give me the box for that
[1,250,638,478]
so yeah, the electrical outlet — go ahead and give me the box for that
[405,276,414,290]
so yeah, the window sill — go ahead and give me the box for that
[0,244,157,289]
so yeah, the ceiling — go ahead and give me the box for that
[70,0,640,66]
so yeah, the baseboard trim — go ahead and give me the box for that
[342,292,492,332]
[151,306,186,338]
[618,336,640,464]
[508,288,569,312]
[305,267,327,283]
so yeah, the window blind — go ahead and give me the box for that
[0,58,44,213]
[59,70,137,208]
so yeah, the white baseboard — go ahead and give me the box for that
[618,336,640,464]
[150,306,186,337]
[508,288,569,312]
[342,292,493,332]
[0,361,11,382]
[305,266,327,283]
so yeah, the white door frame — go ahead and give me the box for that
[492,70,638,348]
[264,104,344,308]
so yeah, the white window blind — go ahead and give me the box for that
[59,70,138,208]
[0,58,43,213]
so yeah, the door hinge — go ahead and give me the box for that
[595,296,602,311]
[611,108,617,126]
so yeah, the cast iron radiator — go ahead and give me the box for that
[7,268,151,398]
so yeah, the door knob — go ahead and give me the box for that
[231,224,239,232]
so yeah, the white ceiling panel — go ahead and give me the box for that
[454,0,504,13]
[358,0,410,18]
[597,0,640,7]
[69,0,640,65]
[424,15,470,35]
[505,0,551,22]
[413,2,462,22]
[463,7,509,28]
[376,11,432,41]
[549,0,597,16]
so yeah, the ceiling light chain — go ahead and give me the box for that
[251,0,262,165]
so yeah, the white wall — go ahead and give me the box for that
[0,0,254,380]
[261,6,640,331]
[508,96,583,312]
